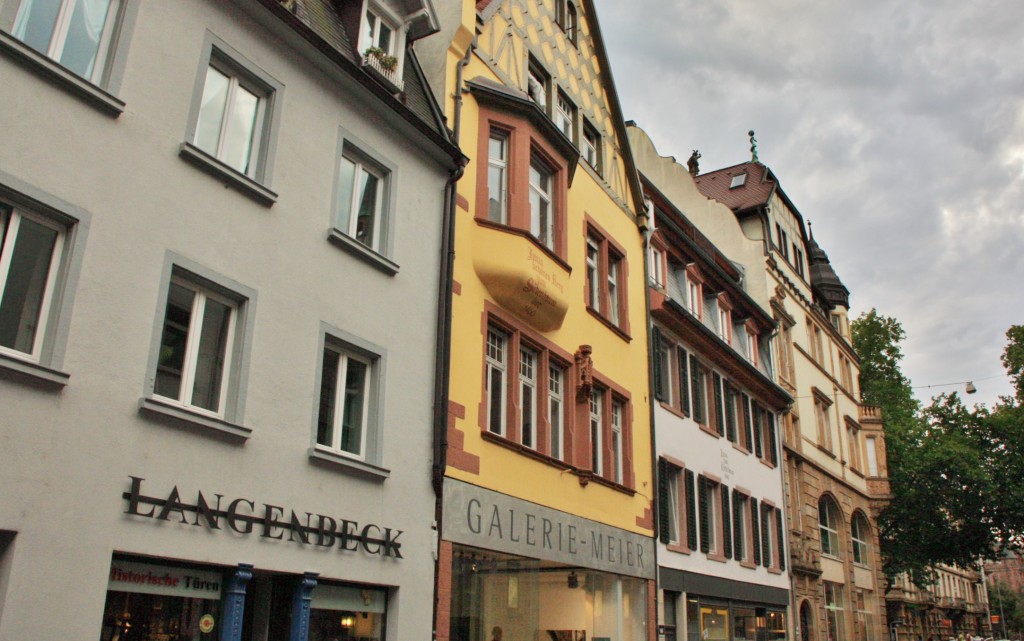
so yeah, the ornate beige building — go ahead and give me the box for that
[887,566,991,641]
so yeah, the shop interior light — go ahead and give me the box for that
[567,571,579,589]
[341,613,355,628]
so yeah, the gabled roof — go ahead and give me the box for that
[255,0,462,162]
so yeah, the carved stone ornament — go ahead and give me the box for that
[575,345,594,401]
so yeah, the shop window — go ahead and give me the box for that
[99,559,222,641]
[663,591,680,641]
[819,496,842,559]
[734,606,756,641]
[584,225,628,332]
[309,583,387,641]
[699,602,730,641]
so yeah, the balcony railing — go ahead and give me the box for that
[362,53,404,92]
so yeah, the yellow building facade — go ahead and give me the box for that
[422,2,655,641]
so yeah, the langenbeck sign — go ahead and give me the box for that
[122,476,403,558]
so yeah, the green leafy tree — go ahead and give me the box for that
[989,579,1024,638]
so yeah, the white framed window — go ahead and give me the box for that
[648,246,665,287]
[819,496,841,558]
[11,0,121,82]
[549,365,564,460]
[586,236,601,313]
[529,156,554,250]
[153,277,237,417]
[611,400,623,484]
[485,327,508,437]
[705,479,720,554]
[363,8,395,55]
[607,257,620,326]
[0,206,65,363]
[687,277,702,318]
[746,330,759,366]
[519,347,538,449]
[487,130,509,224]
[667,467,681,545]
[555,92,575,140]
[851,512,870,565]
[590,388,603,475]
[865,436,879,476]
[182,36,282,203]
[336,153,386,251]
[527,59,547,109]
[317,347,372,460]
[582,120,601,172]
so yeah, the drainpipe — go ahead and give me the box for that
[430,36,476,641]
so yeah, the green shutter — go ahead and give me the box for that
[777,508,786,571]
[685,469,697,550]
[753,404,763,459]
[725,381,737,443]
[767,411,779,465]
[751,498,761,566]
[742,393,753,450]
[658,459,670,544]
[733,493,744,560]
[713,373,724,436]
[677,346,690,417]
[690,356,704,425]
[698,475,710,553]
[761,503,772,568]
[722,485,732,559]
[653,327,666,401]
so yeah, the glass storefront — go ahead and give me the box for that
[450,546,647,641]
[684,595,787,641]
[99,558,389,641]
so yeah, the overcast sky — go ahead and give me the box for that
[591,0,1024,409]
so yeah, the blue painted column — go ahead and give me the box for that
[288,572,319,641]
[220,563,254,641]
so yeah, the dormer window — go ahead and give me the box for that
[365,9,396,55]
[730,173,747,189]
[359,4,405,91]
[527,58,549,110]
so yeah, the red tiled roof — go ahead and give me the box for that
[693,161,775,213]
[477,0,495,11]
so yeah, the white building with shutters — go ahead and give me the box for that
[640,169,793,641]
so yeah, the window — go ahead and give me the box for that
[730,173,747,188]
[814,391,833,450]
[865,436,879,476]
[549,365,564,459]
[757,405,778,466]
[846,419,861,471]
[745,328,759,366]
[818,496,841,558]
[316,336,381,464]
[807,319,825,364]
[487,130,509,223]
[732,492,749,562]
[717,297,732,344]
[775,223,789,260]
[649,245,665,287]
[691,355,708,426]
[527,58,548,109]
[555,91,575,140]
[0,206,65,363]
[529,156,554,250]
[687,269,703,319]
[824,583,845,641]
[485,326,508,437]
[761,503,775,568]
[611,400,624,483]
[659,459,696,552]
[564,1,578,44]
[9,0,123,84]
[585,228,627,332]
[153,278,237,417]
[519,347,538,449]
[776,319,794,383]
[182,36,282,204]
[589,388,603,475]
[698,475,725,557]
[794,246,805,278]
[723,380,738,444]
[582,120,601,172]
[855,591,875,641]
[851,512,870,565]
[142,260,255,437]
[363,8,396,55]
[652,328,673,404]
[665,464,681,545]
[336,150,386,252]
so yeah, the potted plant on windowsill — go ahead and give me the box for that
[362,47,403,92]
[364,47,398,72]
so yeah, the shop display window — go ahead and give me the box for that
[308,584,387,641]
[684,597,787,641]
[99,560,222,641]
[450,546,646,641]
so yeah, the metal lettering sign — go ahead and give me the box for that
[443,479,655,579]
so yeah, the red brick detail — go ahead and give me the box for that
[636,501,654,530]
[436,540,454,641]
[452,280,462,296]
[456,193,470,211]
[447,401,480,474]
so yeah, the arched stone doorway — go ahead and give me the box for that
[800,600,815,641]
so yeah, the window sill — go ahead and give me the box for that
[706,551,727,563]
[586,306,631,342]
[759,458,777,470]
[732,443,750,456]
[849,467,865,478]
[740,559,758,570]
[0,30,124,117]
[699,423,721,439]
[0,352,69,389]
[480,430,635,496]
[178,142,278,207]
[666,543,691,555]
[768,566,783,575]
[139,397,251,442]
[815,443,838,459]
[327,228,399,276]
[659,401,689,421]
[309,446,390,482]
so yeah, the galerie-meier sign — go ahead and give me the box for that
[443,479,655,579]
[123,477,403,558]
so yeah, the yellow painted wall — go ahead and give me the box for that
[441,0,652,534]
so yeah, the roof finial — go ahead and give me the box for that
[748,130,759,163]
[807,219,814,240]
[687,150,701,176]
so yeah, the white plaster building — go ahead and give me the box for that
[0,1,462,639]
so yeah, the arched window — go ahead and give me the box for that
[818,496,841,558]
[851,512,870,565]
